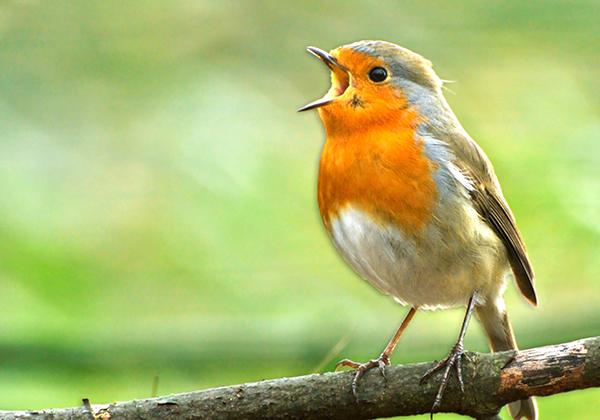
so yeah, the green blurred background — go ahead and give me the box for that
[0,1,599,418]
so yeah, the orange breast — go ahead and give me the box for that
[317,108,437,236]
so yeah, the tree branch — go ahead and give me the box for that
[3,336,600,419]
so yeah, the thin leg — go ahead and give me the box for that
[336,307,417,398]
[381,306,417,363]
[420,293,477,417]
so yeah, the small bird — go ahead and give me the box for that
[299,41,538,419]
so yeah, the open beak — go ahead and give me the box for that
[298,46,350,112]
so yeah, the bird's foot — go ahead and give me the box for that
[420,342,465,416]
[335,354,390,399]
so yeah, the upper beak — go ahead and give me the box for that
[305,46,349,73]
[298,46,349,112]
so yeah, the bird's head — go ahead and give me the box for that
[299,40,443,134]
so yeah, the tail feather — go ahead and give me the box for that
[507,398,538,420]
[476,299,538,420]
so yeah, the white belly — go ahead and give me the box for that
[328,204,508,310]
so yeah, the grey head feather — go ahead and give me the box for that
[348,40,442,91]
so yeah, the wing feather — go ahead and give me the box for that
[440,129,538,306]
[470,184,537,305]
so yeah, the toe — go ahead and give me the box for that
[351,368,367,399]
[454,355,465,393]
[420,359,446,384]
[338,355,392,399]
[378,360,387,378]
[336,358,361,370]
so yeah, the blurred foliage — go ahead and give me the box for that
[0,1,599,418]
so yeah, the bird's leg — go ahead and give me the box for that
[336,306,417,398]
[420,293,477,416]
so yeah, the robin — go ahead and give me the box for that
[299,40,538,419]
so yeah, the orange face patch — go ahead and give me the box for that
[317,48,404,135]
[317,48,437,235]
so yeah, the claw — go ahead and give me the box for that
[420,343,465,414]
[420,294,476,417]
[378,360,387,379]
[336,355,390,399]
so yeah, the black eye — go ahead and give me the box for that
[368,67,388,82]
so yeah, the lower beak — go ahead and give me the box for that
[298,46,349,112]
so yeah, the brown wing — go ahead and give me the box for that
[470,184,537,306]
[439,128,538,306]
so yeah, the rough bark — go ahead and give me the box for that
[2,336,599,419]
